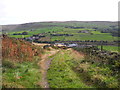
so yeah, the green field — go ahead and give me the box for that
[9,35,31,38]
[8,27,63,38]
[6,21,119,43]
[9,28,118,41]
[98,45,119,52]
[50,28,118,41]
[51,34,117,41]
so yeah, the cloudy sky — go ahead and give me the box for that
[0,0,119,25]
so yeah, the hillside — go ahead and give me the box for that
[3,21,119,45]
[47,46,120,88]
[3,21,119,53]
[2,21,120,88]
[2,35,43,61]
[2,22,56,32]
[2,21,118,32]
[2,35,120,88]
[2,35,44,88]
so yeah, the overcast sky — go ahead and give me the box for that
[0,0,119,25]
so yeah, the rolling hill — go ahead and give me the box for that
[1,21,120,88]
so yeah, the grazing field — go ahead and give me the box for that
[98,45,119,52]
[9,28,118,41]
[6,21,118,42]
[9,35,31,38]
[51,34,117,41]
[8,27,63,38]
[10,27,118,41]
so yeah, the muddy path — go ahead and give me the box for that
[38,50,59,88]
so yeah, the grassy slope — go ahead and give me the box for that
[51,28,118,41]
[47,49,93,88]
[2,36,119,88]
[2,59,41,88]
[3,21,117,32]
[7,22,118,41]
[47,48,119,88]
[8,27,63,38]
[2,36,43,88]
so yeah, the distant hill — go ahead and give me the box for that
[2,21,118,33]
[2,22,55,32]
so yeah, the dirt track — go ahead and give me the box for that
[38,50,59,88]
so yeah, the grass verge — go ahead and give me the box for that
[2,57,41,88]
[47,49,94,88]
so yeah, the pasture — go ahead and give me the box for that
[98,45,119,52]
[8,26,118,42]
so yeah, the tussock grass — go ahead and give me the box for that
[47,49,119,88]
[47,50,93,88]
[2,57,41,88]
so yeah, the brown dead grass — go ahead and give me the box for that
[69,48,85,60]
